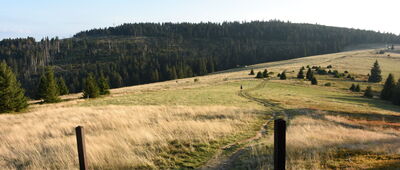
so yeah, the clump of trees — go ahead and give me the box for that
[83,74,100,98]
[368,60,382,83]
[350,84,361,92]
[0,61,28,113]
[83,73,111,98]
[254,69,269,78]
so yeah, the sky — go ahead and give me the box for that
[1,0,399,40]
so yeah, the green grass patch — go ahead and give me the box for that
[81,80,263,108]
[153,114,270,169]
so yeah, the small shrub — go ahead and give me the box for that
[364,86,373,98]
[350,84,356,91]
[262,69,269,78]
[311,77,318,85]
[355,84,361,92]
[279,72,287,80]
[249,69,255,75]
[255,71,263,78]
[324,82,332,86]
[194,78,199,82]
[317,69,327,75]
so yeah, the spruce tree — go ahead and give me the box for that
[280,71,287,80]
[355,84,361,92]
[83,73,100,98]
[0,61,28,113]
[37,67,60,103]
[306,68,313,80]
[37,74,47,99]
[262,69,269,78]
[255,71,263,78]
[98,74,110,95]
[297,68,305,79]
[249,69,255,75]
[364,86,373,98]
[392,79,400,105]
[368,60,382,83]
[350,84,356,91]
[380,74,395,100]
[311,77,318,85]
[57,77,69,95]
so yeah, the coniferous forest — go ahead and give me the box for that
[1,21,400,98]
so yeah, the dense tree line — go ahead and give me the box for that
[1,21,400,98]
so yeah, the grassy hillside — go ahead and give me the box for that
[1,48,400,169]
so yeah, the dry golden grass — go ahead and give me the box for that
[0,105,260,169]
[284,111,400,169]
[235,109,400,170]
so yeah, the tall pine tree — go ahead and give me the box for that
[380,74,395,100]
[0,61,28,113]
[368,60,382,83]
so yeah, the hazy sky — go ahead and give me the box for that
[1,0,399,40]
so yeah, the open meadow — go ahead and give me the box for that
[1,48,400,169]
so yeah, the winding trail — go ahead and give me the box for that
[200,80,286,170]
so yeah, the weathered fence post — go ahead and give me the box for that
[75,126,88,170]
[274,119,286,170]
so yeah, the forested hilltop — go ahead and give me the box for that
[1,21,399,98]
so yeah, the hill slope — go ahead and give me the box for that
[1,48,400,169]
[1,21,399,97]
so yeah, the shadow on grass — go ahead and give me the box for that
[326,95,400,113]
[367,161,400,170]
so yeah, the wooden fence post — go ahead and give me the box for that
[76,126,88,170]
[274,119,286,170]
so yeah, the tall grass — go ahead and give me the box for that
[0,105,259,169]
